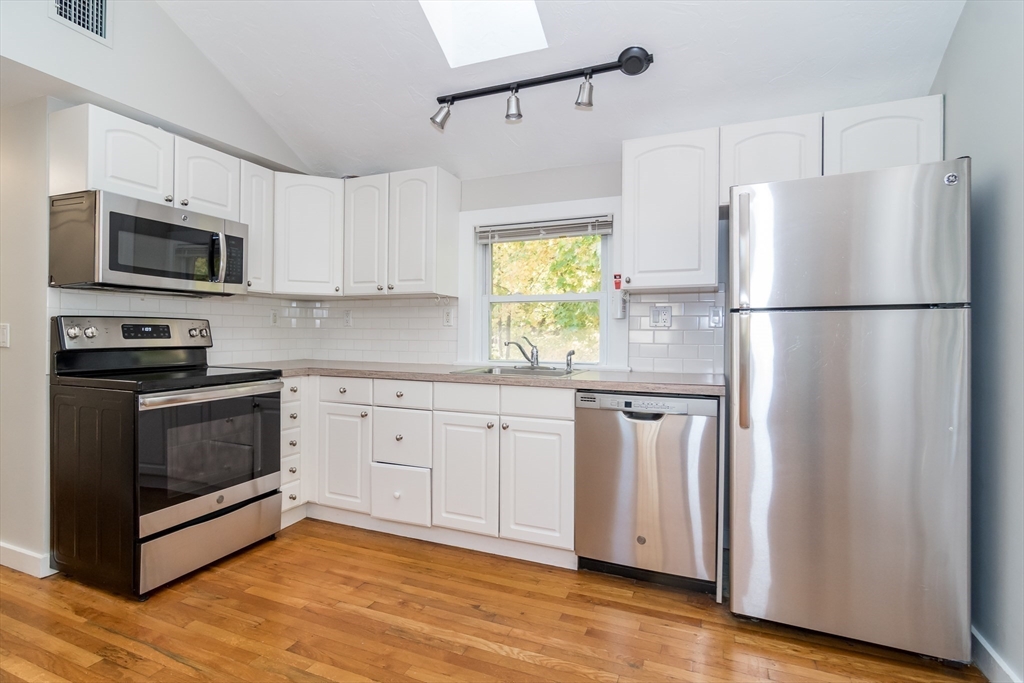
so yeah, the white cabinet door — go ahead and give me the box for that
[344,173,389,296]
[388,167,436,295]
[824,95,943,176]
[499,417,574,550]
[173,137,240,220]
[621,127,720,289]
[318,402,372,513]
[240,161,274,293]
[720,113,822,203]
[274,173,345,295]
[432,412,499,537]
[50,104,176,204]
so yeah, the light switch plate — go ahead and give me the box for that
[650,306,672,328]
[0,323,9,348]
[709,306,724,328]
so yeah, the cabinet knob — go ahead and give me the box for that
[247,280,252,287]
[290,386,298,392]
[289,494,297,501]
[387,284,394,290]
[396,391,404,398]
[335,286,340,292]
[393,491,401,499]
[289,412,298,419]
[501,423,509,430]
[377,285,384,291]
[164,195,173,203]
[360,411,368,418]
[339,387,347,394]
[180,198,189,206]
[395,434,403,441]
[289,440,298,447]
[624,276,631,284]
[288,467,297,474]
[487,422,494,429]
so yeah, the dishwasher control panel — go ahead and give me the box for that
[576,391,718,416]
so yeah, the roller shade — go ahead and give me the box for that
[476,215,613,244]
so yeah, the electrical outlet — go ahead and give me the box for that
[650,306,672,328]
[709,306,724,328]
[442,307,454,327]
[343,310,353,328]
[0,323,9,348]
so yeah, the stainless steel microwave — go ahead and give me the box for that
[49,191,248,296]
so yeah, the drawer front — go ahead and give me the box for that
[373,407,432,468]
[320,376,373,404]
[282,380,303,402]
[371,463,431,527]
[281,454,301,485]
[281,480,303,511]
[283,406,302,428]
[373,379,432,410]
[434,382,500,414]
[281,427,301,457]
[500,386,575,420]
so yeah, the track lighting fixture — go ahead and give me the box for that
[428,46,652,128]
[575,74,594,108]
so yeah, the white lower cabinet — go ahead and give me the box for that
[371,463,431,526]
[432,411,499,536]
[499,417,575,550]
[372,407,432,468]
[318,402,372,513]
[281,480,303,512]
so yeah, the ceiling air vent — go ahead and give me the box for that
[50,0,111,47]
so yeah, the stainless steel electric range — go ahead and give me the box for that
[49,315,283,597]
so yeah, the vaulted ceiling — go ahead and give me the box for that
[157,0,964,180]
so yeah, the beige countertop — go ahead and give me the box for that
[234,359,726,396]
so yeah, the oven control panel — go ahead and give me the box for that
[54,316,213,350]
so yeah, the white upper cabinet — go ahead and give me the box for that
[49,104,175,205]
[824,95,943,176]
[719,113,822,203]
[318,402,372,513]
[344,173,389,296]
[621,127,720,289]
[274,173,345,295]
[173,137,241,221]
[240,161,274,293]
[432,411,499,537]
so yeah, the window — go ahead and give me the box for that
[481,216,611,365]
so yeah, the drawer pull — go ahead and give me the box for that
[288,467,297,474]
[289,494,297,501]
[487,422,494,429]
[289,413,298,420]
[339,387,347,394]
[393,491,401,499]
[395,434,403,441]
[289,386,298,393]
[289,440,298,447]
[360,411,368,418]
[396,391,404,398]
[501,423,509,430]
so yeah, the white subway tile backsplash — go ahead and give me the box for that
[628,287,726,374]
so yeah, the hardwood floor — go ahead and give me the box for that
[1,520,984,683]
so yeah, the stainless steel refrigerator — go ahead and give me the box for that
[728,158,971,662]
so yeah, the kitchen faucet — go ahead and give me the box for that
[505,336,539,367]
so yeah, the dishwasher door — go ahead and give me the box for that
[575,392,718,581]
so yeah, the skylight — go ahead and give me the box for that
[419,0,548,69]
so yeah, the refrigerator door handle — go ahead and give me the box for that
[738,310,750,429]
[738,192,751,309]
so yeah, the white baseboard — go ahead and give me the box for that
[281,504,307,529]
[0,541,57,578]
[304,504,578,570]
[973,626,1023,683]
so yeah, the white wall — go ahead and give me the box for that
[461,162,621,211]
[930,2,1024,681]
[0,97,54,577]
[0,0,305,172]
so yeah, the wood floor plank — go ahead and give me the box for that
[0,520,985,683]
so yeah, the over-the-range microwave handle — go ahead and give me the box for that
[138,379,284,411]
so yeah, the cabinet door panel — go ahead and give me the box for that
[621,128,719,289]
[240,161,274,293]
[824,95,943,176]
[388,168,436,294]
[318,403,371,512]
[344,174,389,296]
[372,407,432,468]
[499,417,574,549]
[720,113,822,204]
[173,137,240,220]
[88,106,175,204]
[432,412,499,536]
[274,173,344,295]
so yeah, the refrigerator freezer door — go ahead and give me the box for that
[729,158,970,310]
[729,308,970,661]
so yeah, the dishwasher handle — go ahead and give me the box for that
[621,411,668,421]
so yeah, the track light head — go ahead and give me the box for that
[430,101,452,130]
[575,74,594,108]
[505,89,522,121]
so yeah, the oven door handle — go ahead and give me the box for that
[138,379,284,411]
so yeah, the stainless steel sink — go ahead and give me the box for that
[453,366,580,378]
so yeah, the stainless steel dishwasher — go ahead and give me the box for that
[575,391,718,584]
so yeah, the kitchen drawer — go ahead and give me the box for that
[281,480,303,511]
[282,380,304,402]
[320,376,373,405]
[500,386,575,420]
[373,407,431,468]
[371,463,431,527]
[434,382,500,414]
[281,428,301,457]
[283,406,302,429]
[281,454,301,485]
[373,379,432,410]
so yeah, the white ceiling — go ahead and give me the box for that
[156,0,964,181]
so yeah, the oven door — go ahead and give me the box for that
[137,379,283,538]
